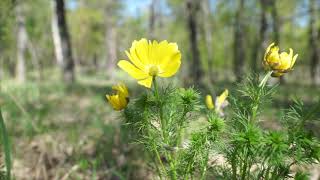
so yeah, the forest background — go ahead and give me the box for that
[0,0,319,179]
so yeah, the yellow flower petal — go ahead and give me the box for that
[277,52,291,70]
[132,39,149,65]
[138,77,153,88]
[158,53,181,77]
[205,95,214,110]
[216,89,228,109]
[106,94,128,111]
[112,83,129,97]
[290,54,298,69]
[118,60,148,80]
[158,43,180,66]
[125,50,145,70]
[264,43,274,59]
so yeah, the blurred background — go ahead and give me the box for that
[0,0,319,179]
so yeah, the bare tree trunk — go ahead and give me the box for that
[309,0,320,85]
[51,0,63,68]
[15,1,27,83]
[149,0,157,39]
[271,0,285,83]
[201,0,214,80]
[28,41,41,81]
[52,0,75,83]
[105,2,117,79]
[233,0,246,81]
[271,0,280,45]
[251,0,268,73]
[186,0,203,85]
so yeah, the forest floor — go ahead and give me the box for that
[0,72,320,179]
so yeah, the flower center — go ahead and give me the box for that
[148,65,159,76]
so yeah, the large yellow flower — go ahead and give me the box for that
[118,38,182,88]
[263,43,298,77]
[106,83,129,111]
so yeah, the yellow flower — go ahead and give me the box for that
[106,83,129,111]
[106,94,128,111]
[205,95,214,110]
[118,38,182,88]
[112,83,129,98]
[205,89,229,113]
[215,89,228,112]
[263,43,298,77]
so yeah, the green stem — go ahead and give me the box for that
[152,77,177,180]
[231,151,238,180]
[259,71,273,88]
[153,145,165,180]
[200,147,209,180]
[176,109,187,148]
[148,129,165,179]
[0,108,11,180]
[153,77,166,139]
[240,148,249,180]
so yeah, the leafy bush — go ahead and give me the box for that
[106,39,320,179]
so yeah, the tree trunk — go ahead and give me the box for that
[309,0,320,85]
[52,0,75,83]
[271,0,280,45]
[51,0,63,68]
[201,0,214,80]
[28,40,41,81]
[186,0,203,85]
[233,0,246,81]
[251,0,268,73]
[148,0,157,39]
[270,0,285,83]
[16,1,27,83]
[105,2,117,79]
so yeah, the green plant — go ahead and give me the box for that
[211,73,319,180]
[0,108,11,180]
[106,39,320,179]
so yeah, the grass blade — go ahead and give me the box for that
[0,109,11,180]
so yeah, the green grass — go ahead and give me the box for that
[0,109,11,180]
[0,72,318,178]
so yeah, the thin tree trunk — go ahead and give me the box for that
[28,41,41,81]
[202,0,214,80]
[271,0,285,83]
[149,0,157,39]
[15,1,27,83]
[271,0,280,45]
[251,0,268,73]
[52,0,75,83]
[51,0,63,68]
[105,2,117,79]
[186,0,203,85]
[233,0,246,81]
[309,0,320,85]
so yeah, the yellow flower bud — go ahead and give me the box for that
[106,83,129,111]
[112,83,129,98]
[205,95,214,110]
[215,89,228,112]
[263,43,298,77]
[106,94,128,111]
[206,89,229,116]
